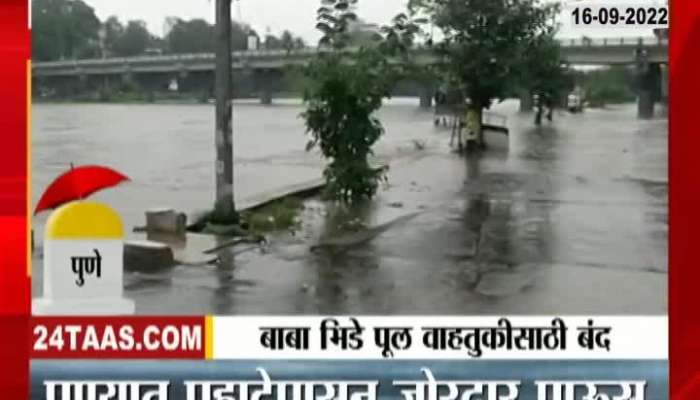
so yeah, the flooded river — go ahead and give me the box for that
[31,99,668,315]
[31,99,435,232]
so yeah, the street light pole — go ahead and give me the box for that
[214,0,236,221]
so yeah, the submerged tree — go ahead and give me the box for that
[519,32,569,124]
[409,0,560,147]
[302,0,418,204]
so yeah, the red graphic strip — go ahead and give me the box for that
[0,0,691,398]
[670,1,700,399]
[0,0,30,310]
[0,0,30,399]
[31,317,206,359]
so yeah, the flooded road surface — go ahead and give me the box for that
[32,100,667,315]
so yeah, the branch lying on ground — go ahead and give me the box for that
[311,212,421,253]
[202,235,267,255]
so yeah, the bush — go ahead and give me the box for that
[301,0,417,204]
[583,66,636,107]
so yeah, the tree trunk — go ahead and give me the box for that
[214,0,236,221]
[519,90,533,112]
[475,106,484,149]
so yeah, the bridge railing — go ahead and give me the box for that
[557,36,667,47]
[35,48,329,68]
[34,37,666,69]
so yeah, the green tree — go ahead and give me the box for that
[519,32,569,123]
[302,0,417,203]
[166,18,257,53]
[409,0,559,147]
[583,66,636,107]
[264,34,284,50]
[112,20,151,57]
[280,30,295,53]
[102,16,125,57]
[274,30,307,53]
[32,0,101,61]
[166,18,215,53]
[231,22,258,50]
[293,37,307,49]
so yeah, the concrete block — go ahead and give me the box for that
[145,208,187,234]
[124,240,175,272]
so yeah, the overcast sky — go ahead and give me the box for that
[79,0,663,43]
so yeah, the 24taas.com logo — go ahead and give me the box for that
[33,323,202,353]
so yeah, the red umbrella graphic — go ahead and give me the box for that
[34,165,130,215]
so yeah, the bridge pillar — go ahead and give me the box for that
[660,64,668,103]
[255,69,280,105]
[77,73,88,93]
[637,91,654,119]
[637,62,661,119]
[519,90,533,112]
[659,64,669,116]
[419,87,433,109]
[121,72,134,86]
[259,88,273,105]
[635,43,663,119]
[96,75,112,101]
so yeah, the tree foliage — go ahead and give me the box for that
[230,21,259,50]
[261,30,306,51]
[112,20,152,57]
[32,0,101,61]
[279,30,307,53]
[166,18,216,53]
[583,66,636,107]
[520,32,569,104]
[409,0,560,142]
[103,16,125,56]
[33,2,310,60]
[263,34,283,50]
[302,0,417,203]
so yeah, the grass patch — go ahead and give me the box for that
[243,197,303,233]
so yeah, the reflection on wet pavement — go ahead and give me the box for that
[32,100,667,315]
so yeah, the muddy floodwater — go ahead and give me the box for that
[31,99,668,315]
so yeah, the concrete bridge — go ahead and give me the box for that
[32,36,668,117]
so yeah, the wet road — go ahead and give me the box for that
[32,100,667,315]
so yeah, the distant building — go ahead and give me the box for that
[248,35,259,51]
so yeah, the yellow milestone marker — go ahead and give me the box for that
[33,201,135,315]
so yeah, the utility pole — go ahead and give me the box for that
[214,0,236,221]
